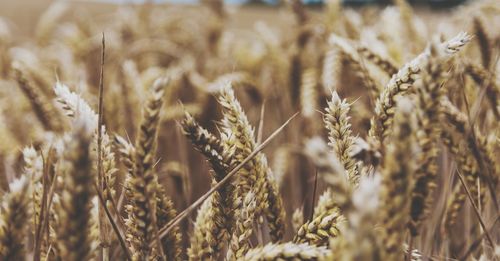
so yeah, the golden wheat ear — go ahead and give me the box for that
[226,191,257,260]
[55,121,93,261]
[378,97,417,259]
[368,32,472,152]
[440,98,498,207]
[407,42,446,236]
[463,61,500,119]
[472,16,491,69]
[0,176,31,260]
[293,207,345,247]
[13,62,62,132]
[243,242,330,261]
[324,91,359,185]
[356,45,399,77]
[155,185,182,261]
[218,84,286,242]
[125,77,168,260]
[182,111,235,259]
[181,111,231,178]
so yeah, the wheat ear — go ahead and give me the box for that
[182,112,234,259]
[300,67,318,119]
[293,207,345,246]
[218,84,285,240]
[443,182,467,232]
[324,91,359,185]
[408,43,445,236]
[125,77,167,260]
[368,33,471,149]
[156,185,182,261]
[464,61,500,119]
[441,98,498,200]
[55,122,93,260]
[472,16,491,69]
[226,191,257,260]
[13,63,61,132]
[243,242,329,261]
[357,45,399,76]
[378,97,416,259]
[0,176,31,260]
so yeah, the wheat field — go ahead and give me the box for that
[0,0,498,260]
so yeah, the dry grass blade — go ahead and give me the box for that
[455,170,494,247]
[33,148,54,261]
[94,182,132,261]
[96,32,109,261]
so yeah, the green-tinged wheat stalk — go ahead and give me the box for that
[218,84,261,198]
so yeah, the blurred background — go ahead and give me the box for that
[0,0,468,37]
